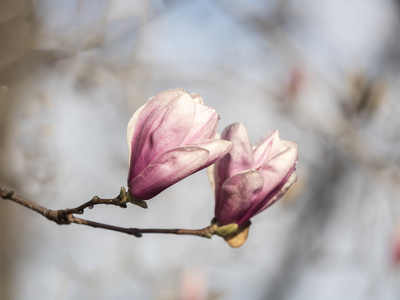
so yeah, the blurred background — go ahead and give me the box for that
[1,0,400,299]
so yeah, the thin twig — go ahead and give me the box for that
[0,187,214,239]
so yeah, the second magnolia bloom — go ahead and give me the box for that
[210,122,298,228]
[127,88,232,200]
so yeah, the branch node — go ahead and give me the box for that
[1,187,214,240]
[129,230,142,238]
[44,210,71,225]
[2,190,14,199]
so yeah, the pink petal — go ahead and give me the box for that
[127,103,146,160]
[251,142,298,213]
[190,139,233,166]
[216,123,254,201]
[215,170,264,225]
[130,93,196,180]
[129,89,187,146]
[181,103,219,144]
[258,172,297,212]
[253,130,282,170]
[144,89,187,117]
[128,89,187,177]
[128,146,209,200]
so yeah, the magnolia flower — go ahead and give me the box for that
[209,122,298,246]
[127,88,232,200]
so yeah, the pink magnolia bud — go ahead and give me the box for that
[210,122,298,226]
[127,88,232,200]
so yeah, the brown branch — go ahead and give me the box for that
[0,187,214,239]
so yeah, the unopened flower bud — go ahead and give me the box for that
[127,88,232,200]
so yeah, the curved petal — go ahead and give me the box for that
[215,170,264,225]
[190,139,233,166]
[128,146,209,200]
[129,89,187,147]
[253,130,282,170]
[127,103,146,161]
[251,142,298,214]
[258,172,297,212]
[128,89,187,177]
[181,103,219,144]
[216,123,254,201]
[143,88,187,118]
[131,93,196,179]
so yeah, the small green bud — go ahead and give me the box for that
[214,223,238,237]
[91,196,99,202]
[118,187,126,199]
[3,190,14,199]
[126,192,148,209]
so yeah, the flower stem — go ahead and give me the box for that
[0,187,213,239]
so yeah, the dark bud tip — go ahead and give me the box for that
[3,190,15,199]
